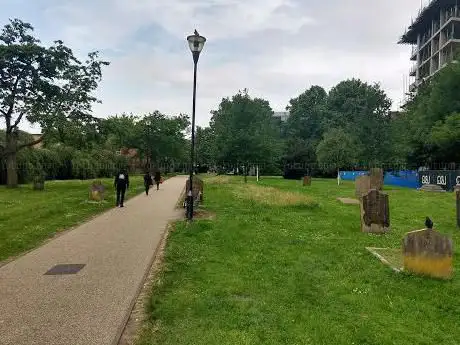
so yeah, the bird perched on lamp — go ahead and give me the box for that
[425,217,434,230]
[194,29,199,36]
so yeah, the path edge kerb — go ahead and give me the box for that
[112,181,185,345]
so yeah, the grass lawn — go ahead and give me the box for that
[0,175,169,262]
[139,175,460,345]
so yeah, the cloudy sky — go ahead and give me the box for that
[1,0,427,132]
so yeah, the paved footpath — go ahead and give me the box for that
[0,175,187,345]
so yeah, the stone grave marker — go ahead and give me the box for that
[89,180,105,202]
[403,228,453,279]
[355,175,371,199]
[185,176,204,206]
[360,189,390,234]
[33,175,45,191]
[369,168,384,190]
[303,176,311,186]
[419,184,446,192]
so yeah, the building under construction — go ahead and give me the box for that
[399,0,460,93]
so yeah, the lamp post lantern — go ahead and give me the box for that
[186,30,206,221]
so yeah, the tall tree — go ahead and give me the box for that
[137,111,189,169]
[195,126,215,167]
[210,89,281,181]
[400,61,460,166]
[284,85,327,164]
[325,79,392,165]
[316,128,361,173]
[0,18,109,186]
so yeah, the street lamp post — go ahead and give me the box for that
[186,30,206,221]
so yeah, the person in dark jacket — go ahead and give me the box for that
[154,170,161,190]
[143,171,153,195]
[114,169,129,207]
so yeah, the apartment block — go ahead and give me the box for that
[273,111,289,122]
[399,0,460,92]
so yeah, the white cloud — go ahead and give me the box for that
[1,0,424,132]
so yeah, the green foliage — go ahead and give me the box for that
[316,128,361,172]
[210,89,282,168]
[195,126,215,166]
[325,79,392,165]
[400,62,460,165]
[284,86,327,163]
[137,111,190,165]
[0,18,109,186]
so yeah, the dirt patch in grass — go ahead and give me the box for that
[337,197,360,205]
[234,184,317,207]
[204,175,232,184]
[193,209,216,220]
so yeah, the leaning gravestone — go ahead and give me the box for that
[369,168,384,190]
[89,180,105,202]
[403,228,453,279]
[360,189,390,234]
[419,184,446,192]
[355,175,371,199]
[303,176,311,186]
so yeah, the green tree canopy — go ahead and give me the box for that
[210,89,281,175]
[0,18,109,186]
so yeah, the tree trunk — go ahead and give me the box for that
[5,132,18,188]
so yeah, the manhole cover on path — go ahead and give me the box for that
[44,264,86,275]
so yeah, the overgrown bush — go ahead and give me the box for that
[1,145,130,185]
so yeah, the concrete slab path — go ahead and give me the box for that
[0,175,187,345]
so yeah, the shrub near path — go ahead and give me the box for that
[139,176,460,345]
[0,175,161,262]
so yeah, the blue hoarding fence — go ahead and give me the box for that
[339,170,420,189]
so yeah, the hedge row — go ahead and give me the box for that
[0,145,129,184]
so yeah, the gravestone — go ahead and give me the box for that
[457,190,460,228]
[184,176,204,207]
[403,228,453,279]
[355,175,371,199]
[360,189,390,234]
[89,180,105,201]
[419,184,446,192]
[33,175,45,191]
[369,168,384,190]
[303,176,311,186]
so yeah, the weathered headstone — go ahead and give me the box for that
[419,184,446,192]
[403,228,453,279]
[355,175,371,199]
[457,190,460,228]
[303,176,311,186]
[360,189,390,234]
[185,176,204,206]
[369,168,384,190]
[33,175,45,191]
[89,180,105,201]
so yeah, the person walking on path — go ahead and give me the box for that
[144,171,153,195]
[114,169,129,207]
[154,170,162,190]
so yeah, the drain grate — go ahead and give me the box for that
[44,264,86,275]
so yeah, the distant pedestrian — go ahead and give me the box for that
[144,171,153,195]
[154,170,161,190]
[114,169,129,207]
